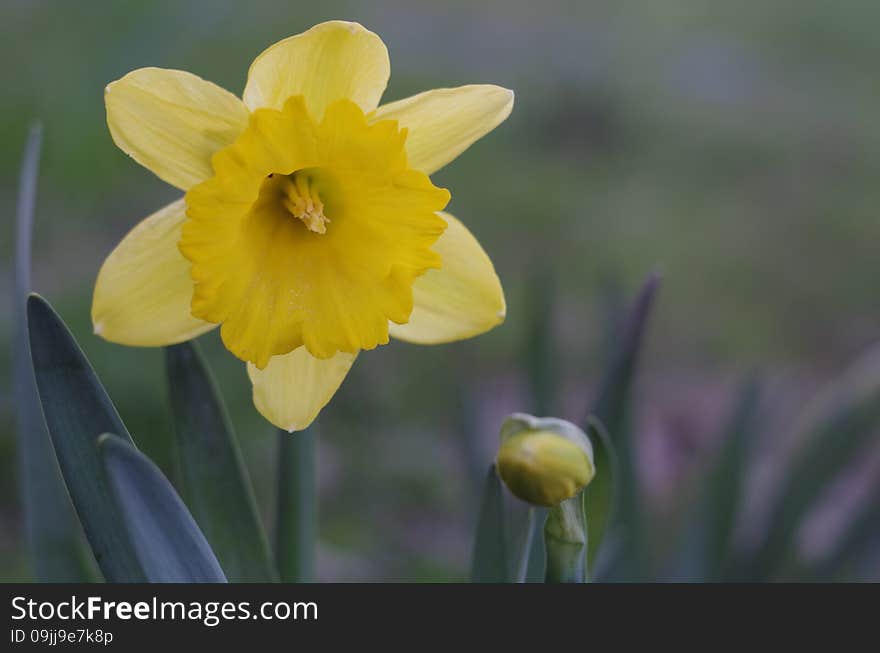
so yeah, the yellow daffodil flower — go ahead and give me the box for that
[92,21,512,431]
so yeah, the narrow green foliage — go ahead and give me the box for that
[13,125,91,582]
[27,294,145,582]
[705,379,761,578]
[589,272,660,579]
[275,427,317,582]
[752,346,880,578]
[471,465,508,582]
[515,508,538,582]
[523,507,548,582]
[583,417,618,577]
[165,342,277,582]
[525,267,557,416]
[99,434,226,583]
[673,379,761,581]
[519,268,558,582]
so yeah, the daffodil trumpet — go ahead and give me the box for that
[92,20,513,431]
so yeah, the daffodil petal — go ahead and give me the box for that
[242,21,389,119]
[92,198,215,346]
[247,348,357,432]
[389,212,505,344]
[106,68,249,190]
[372,85,514,175]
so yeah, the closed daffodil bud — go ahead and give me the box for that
[496,413,595,507]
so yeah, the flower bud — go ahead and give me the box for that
[495,414,595,507]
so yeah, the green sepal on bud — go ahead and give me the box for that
[496,414,596,507]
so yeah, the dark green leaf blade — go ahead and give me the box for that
[705,379,761,578]
[583,417,618,577]
[470,464,508,582]
[588,272,661,579]
[672,378,761,581]
[13,125,92,582]
[27,294,144,582]
[165,342,276,582]
[98,433,226,583]
[275,426,317,583]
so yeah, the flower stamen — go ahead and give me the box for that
[280,172,329,234]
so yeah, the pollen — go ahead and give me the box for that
[279,172,329,234]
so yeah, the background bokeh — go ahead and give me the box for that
[2,0,879,581]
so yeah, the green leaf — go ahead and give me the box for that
[470,464,508,582]
[13,125,92,582]
[583,417,618,577]
[27,294,145,582]
[589,272,660,579]
[518,268,557,583]
[98,433,226,583]
[752,345,880,578]
[165,342,276,582]
[523,507,547,582]
[524,267,557,416]
[705,379,761,578]
[275,426,317,583]
[544,495,587,583]
[673,379,761,581]
[514,508,537,582]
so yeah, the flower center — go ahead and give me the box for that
[182,96,451,367]
[277,171,329,234]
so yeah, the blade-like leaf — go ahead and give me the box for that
[27,294,144,582]
[470,465,508,582]
[672,379,761,581]
[753,345,880,578]
[99,433,226,583]
[524,267,557,417]
[165,342,276,582]
[705,379,761,578]
[523,507,547,582]
[588,272,660,579]
[517,269,557,582]
[514,508,537,582]
[583,417,618,577]
[13,125,91,582]
[275,426,316,583]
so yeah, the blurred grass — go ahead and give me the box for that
[2,0,880,580]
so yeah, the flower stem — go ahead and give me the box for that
[544,495,588,583]
[275,426,316,582]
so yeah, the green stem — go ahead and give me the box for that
[275,426,316,582]
[544,495,588,583]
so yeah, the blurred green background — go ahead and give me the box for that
[2,1,879,581]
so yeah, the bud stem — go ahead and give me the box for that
[544,494,588,583]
